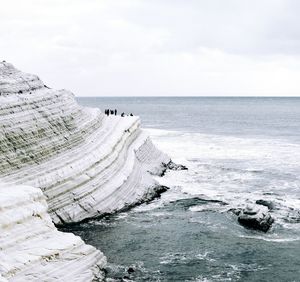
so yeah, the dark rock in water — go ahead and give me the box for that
[113,185,169,216]
[198,198,228,205]
[169,197,228,211]
[243,209,257,216]
[238,214,274,232]
[237,206,274,232]
[143,185,169,203]
[256,199,275,210]
[228,208,242,216]
[127,267,135,274]
[166,160,188,171]
[159,161,188,176]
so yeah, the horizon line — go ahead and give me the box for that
[75,95,300,98]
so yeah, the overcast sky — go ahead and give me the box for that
[1,0,300,96]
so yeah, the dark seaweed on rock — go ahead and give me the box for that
[166,197,228,211]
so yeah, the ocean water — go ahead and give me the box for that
[68,97,300,281]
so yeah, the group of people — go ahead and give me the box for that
[104,109,117,116]
[121,112,134,117]
[104,108,134,117]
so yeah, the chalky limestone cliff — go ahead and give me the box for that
[0,183,106,281]
[0,62,170,281]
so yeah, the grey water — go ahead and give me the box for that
[77,97,300,142]
[66,97,300,281]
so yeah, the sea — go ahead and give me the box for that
[67,97,300,281]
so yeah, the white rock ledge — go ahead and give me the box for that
[0,183,106,281]
[0,62,171,280]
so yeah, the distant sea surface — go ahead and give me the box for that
[68,97,300,281]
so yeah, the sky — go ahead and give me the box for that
[1,0,300,97]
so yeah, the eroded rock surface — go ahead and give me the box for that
[0,183,106,281]
[0,62,170,224]
[0,62,172,281]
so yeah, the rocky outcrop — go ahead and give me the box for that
[158,161,188,176]
[0,62,170,225]
[234,205,274,232]
[255,199,275,210]
[0,182,106,281]
[166,161,188,171]
[0,62,171,281]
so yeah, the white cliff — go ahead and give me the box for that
[0,182,106,281]
[0,62,171,281]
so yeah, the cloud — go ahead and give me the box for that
[0,0,300,96]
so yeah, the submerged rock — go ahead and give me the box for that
[127,267,135,274]
[256,199,275,210]
[168,197,228,211]
[237,205,274,232]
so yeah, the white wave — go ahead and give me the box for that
[146,127,300,233]
[195,252,216,262]
[240,235,300,242]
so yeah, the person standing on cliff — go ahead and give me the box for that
[114,109,117,115]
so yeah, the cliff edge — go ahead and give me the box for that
[0,62,171,281]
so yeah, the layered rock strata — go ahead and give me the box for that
[0,62,171,280]
[0,183,106,281]
[0,62,170,224]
